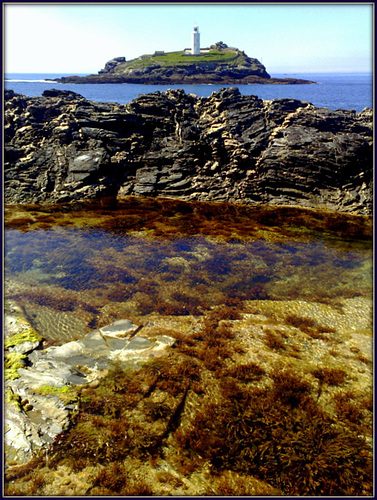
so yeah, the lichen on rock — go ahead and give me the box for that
[5,329,43,349]
[5,353,27,380]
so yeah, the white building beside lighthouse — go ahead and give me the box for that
[192,25,200,55]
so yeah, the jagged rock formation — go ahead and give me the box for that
[54,47,314,85]
[98,56,126,74]
[4,88,373,214]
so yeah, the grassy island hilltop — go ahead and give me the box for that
[123,48,241,65]
[55,43,315,85]
[106,46,263,71]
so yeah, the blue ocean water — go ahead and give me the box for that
[4,72,373,112]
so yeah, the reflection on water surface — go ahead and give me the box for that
[4,197,372,343]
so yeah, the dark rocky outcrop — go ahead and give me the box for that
[4,88,373,214]
[55,73,314,85]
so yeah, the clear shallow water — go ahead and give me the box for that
[4,201,372,343]
[4,72,373,112]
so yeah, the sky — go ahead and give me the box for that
[3,2,374,75]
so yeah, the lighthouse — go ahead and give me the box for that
[192,25,200,55]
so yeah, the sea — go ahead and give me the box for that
[4,72,373,112]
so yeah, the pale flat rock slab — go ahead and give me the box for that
[44,341,86,358]
[114,335,176,362]
[15,366,74,390]
[9,340,40,354]
[99,319,139,338]
[80,329,129,353]
[126,336,154,350]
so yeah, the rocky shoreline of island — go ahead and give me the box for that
[54,74,315,85]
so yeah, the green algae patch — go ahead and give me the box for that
[5,329,43,349]
[35,385,78,403]
[5,390,22,411]
[5,353,27,380]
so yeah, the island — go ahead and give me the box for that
[54,30,315,85]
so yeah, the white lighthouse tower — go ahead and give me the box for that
[192,25,200,55]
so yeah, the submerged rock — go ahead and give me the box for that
[99,318,140,337]
[4,88,373,214]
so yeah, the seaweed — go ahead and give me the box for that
[333,391,363,425]
[285,314,336,339]
[155,301,190,316]
[225,362,266,381]
[90,460,154,495]
[206,470,281,496]
[3,472,45,497]
[177,376,372,495]
[144,401,172,421]
[312,366,348,386]
[270,367,312,407]
[264,328,286,350]
[4,455,45,482]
